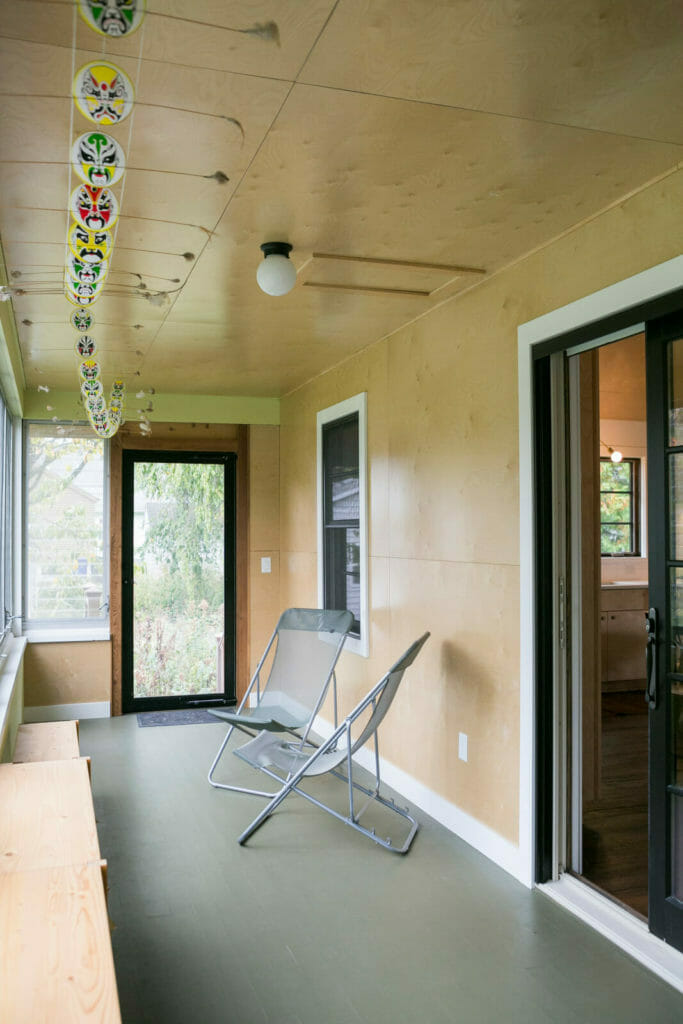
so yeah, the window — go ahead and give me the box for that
[0,388,13,652]
[24,423,108,629]
[317,393,368,656]
[600,457,640,555]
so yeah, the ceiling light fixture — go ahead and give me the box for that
[601,440,623,463]
[256,242,296,296]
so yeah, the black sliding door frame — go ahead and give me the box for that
[121,450,236,713]
[645,309,683,951]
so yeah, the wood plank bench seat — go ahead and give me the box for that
[0,740,121,1022]
[0,861,121,1023]
[0,758,100,875]
[13,720,80,763]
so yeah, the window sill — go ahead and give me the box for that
[24,628,111,644]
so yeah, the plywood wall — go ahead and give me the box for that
[279,168,683,846]
[24,642,111,708]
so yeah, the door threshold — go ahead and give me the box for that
[538,874,683,993]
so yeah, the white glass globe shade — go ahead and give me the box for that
[610,449,623,463]
[256,253,296,296]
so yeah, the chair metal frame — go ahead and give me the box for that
[207,608,353,798]
[235,632,430,853]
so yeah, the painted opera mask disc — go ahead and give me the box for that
[79,359,101,382]
[73,61,134,126]
[75,335,97,358]
[81,378,103,398]
[78,0,146,38]
[71,309,95,332]
[67,253,109,287]
[70,184,119,232]
[68,222,112,265]
[71,131,125,188]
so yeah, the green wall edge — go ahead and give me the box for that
[23,390,281,425]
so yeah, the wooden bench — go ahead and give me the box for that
[12,720,80,763]
[0,759,101,874]
[0,729,121,1022]
[0,862,121,1023]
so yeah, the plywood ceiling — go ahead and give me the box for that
[1,0,682,407]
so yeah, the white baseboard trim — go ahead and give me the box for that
[23,701,111,722]
[539,875,683,993]
[313,716,527,885]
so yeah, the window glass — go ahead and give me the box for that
[600,457,639,555]
[25,423,107,623]
[0,390,12,648]
[323,414,361,634]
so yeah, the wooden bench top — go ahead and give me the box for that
[0,758,100,875]
[0,861,121,1023]
[13,720,80,763]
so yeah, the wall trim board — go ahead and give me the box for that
[539,875,683,994]
[23,391,280,425]
[23,701,110,722]
[0,637,27,760]
[313,715,526,884]
[517,258,683,886]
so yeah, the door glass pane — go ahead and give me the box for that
[669,338,683,446]
[133,462,224,699]
[671,569,683,673]
[672,793,683,902]
[671,453,683,561]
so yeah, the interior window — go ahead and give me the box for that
[599,456,640,556]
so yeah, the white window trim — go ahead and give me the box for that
[22,421,111,636]
[317,392,369,658]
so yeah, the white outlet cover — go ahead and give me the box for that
[458,732,468,762]
[261,557,272,574]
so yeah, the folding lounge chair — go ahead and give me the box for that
[235,631,430,853]
[207,607,353,797]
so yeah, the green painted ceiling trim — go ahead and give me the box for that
[0,243,25,418]
[23,390,280,425]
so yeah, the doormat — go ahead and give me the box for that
[136,709,221,728]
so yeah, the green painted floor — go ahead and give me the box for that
[80,716,683,1024]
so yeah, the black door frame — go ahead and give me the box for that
[645,309,683,949]
[121,449,237,713]
[532,289,683,920]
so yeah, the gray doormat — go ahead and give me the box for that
[136,709,222,727]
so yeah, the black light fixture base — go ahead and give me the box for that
[260,241,293,259]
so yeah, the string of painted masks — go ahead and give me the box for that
[65,2,146,437]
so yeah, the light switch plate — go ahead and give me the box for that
[458,732,468,762]
[261,557,272,574]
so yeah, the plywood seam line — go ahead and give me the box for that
[0,34,295,83]
[0,159,237,181]
[290,81,683,151]
[293,0,340,81]
[281,161,683,401]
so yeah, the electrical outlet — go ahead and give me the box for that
[458,732,468,762]
[261,557,271,574]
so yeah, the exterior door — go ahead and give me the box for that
[121,451,236,713]
[646,309,683,951]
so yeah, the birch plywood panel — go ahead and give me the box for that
[0,758,100,874]
[222,85,683,276]
[0,862,121,1024]
[138,0,335,79]
[300,0,683,144]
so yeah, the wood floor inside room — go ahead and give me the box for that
[582,691,649,917]
[75,714,683,1024]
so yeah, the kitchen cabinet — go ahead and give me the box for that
[600,585,648,691]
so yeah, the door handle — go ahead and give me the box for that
[645,607,658,709]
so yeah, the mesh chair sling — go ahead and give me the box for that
[207,608,353,797]
[235,632,430,853]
